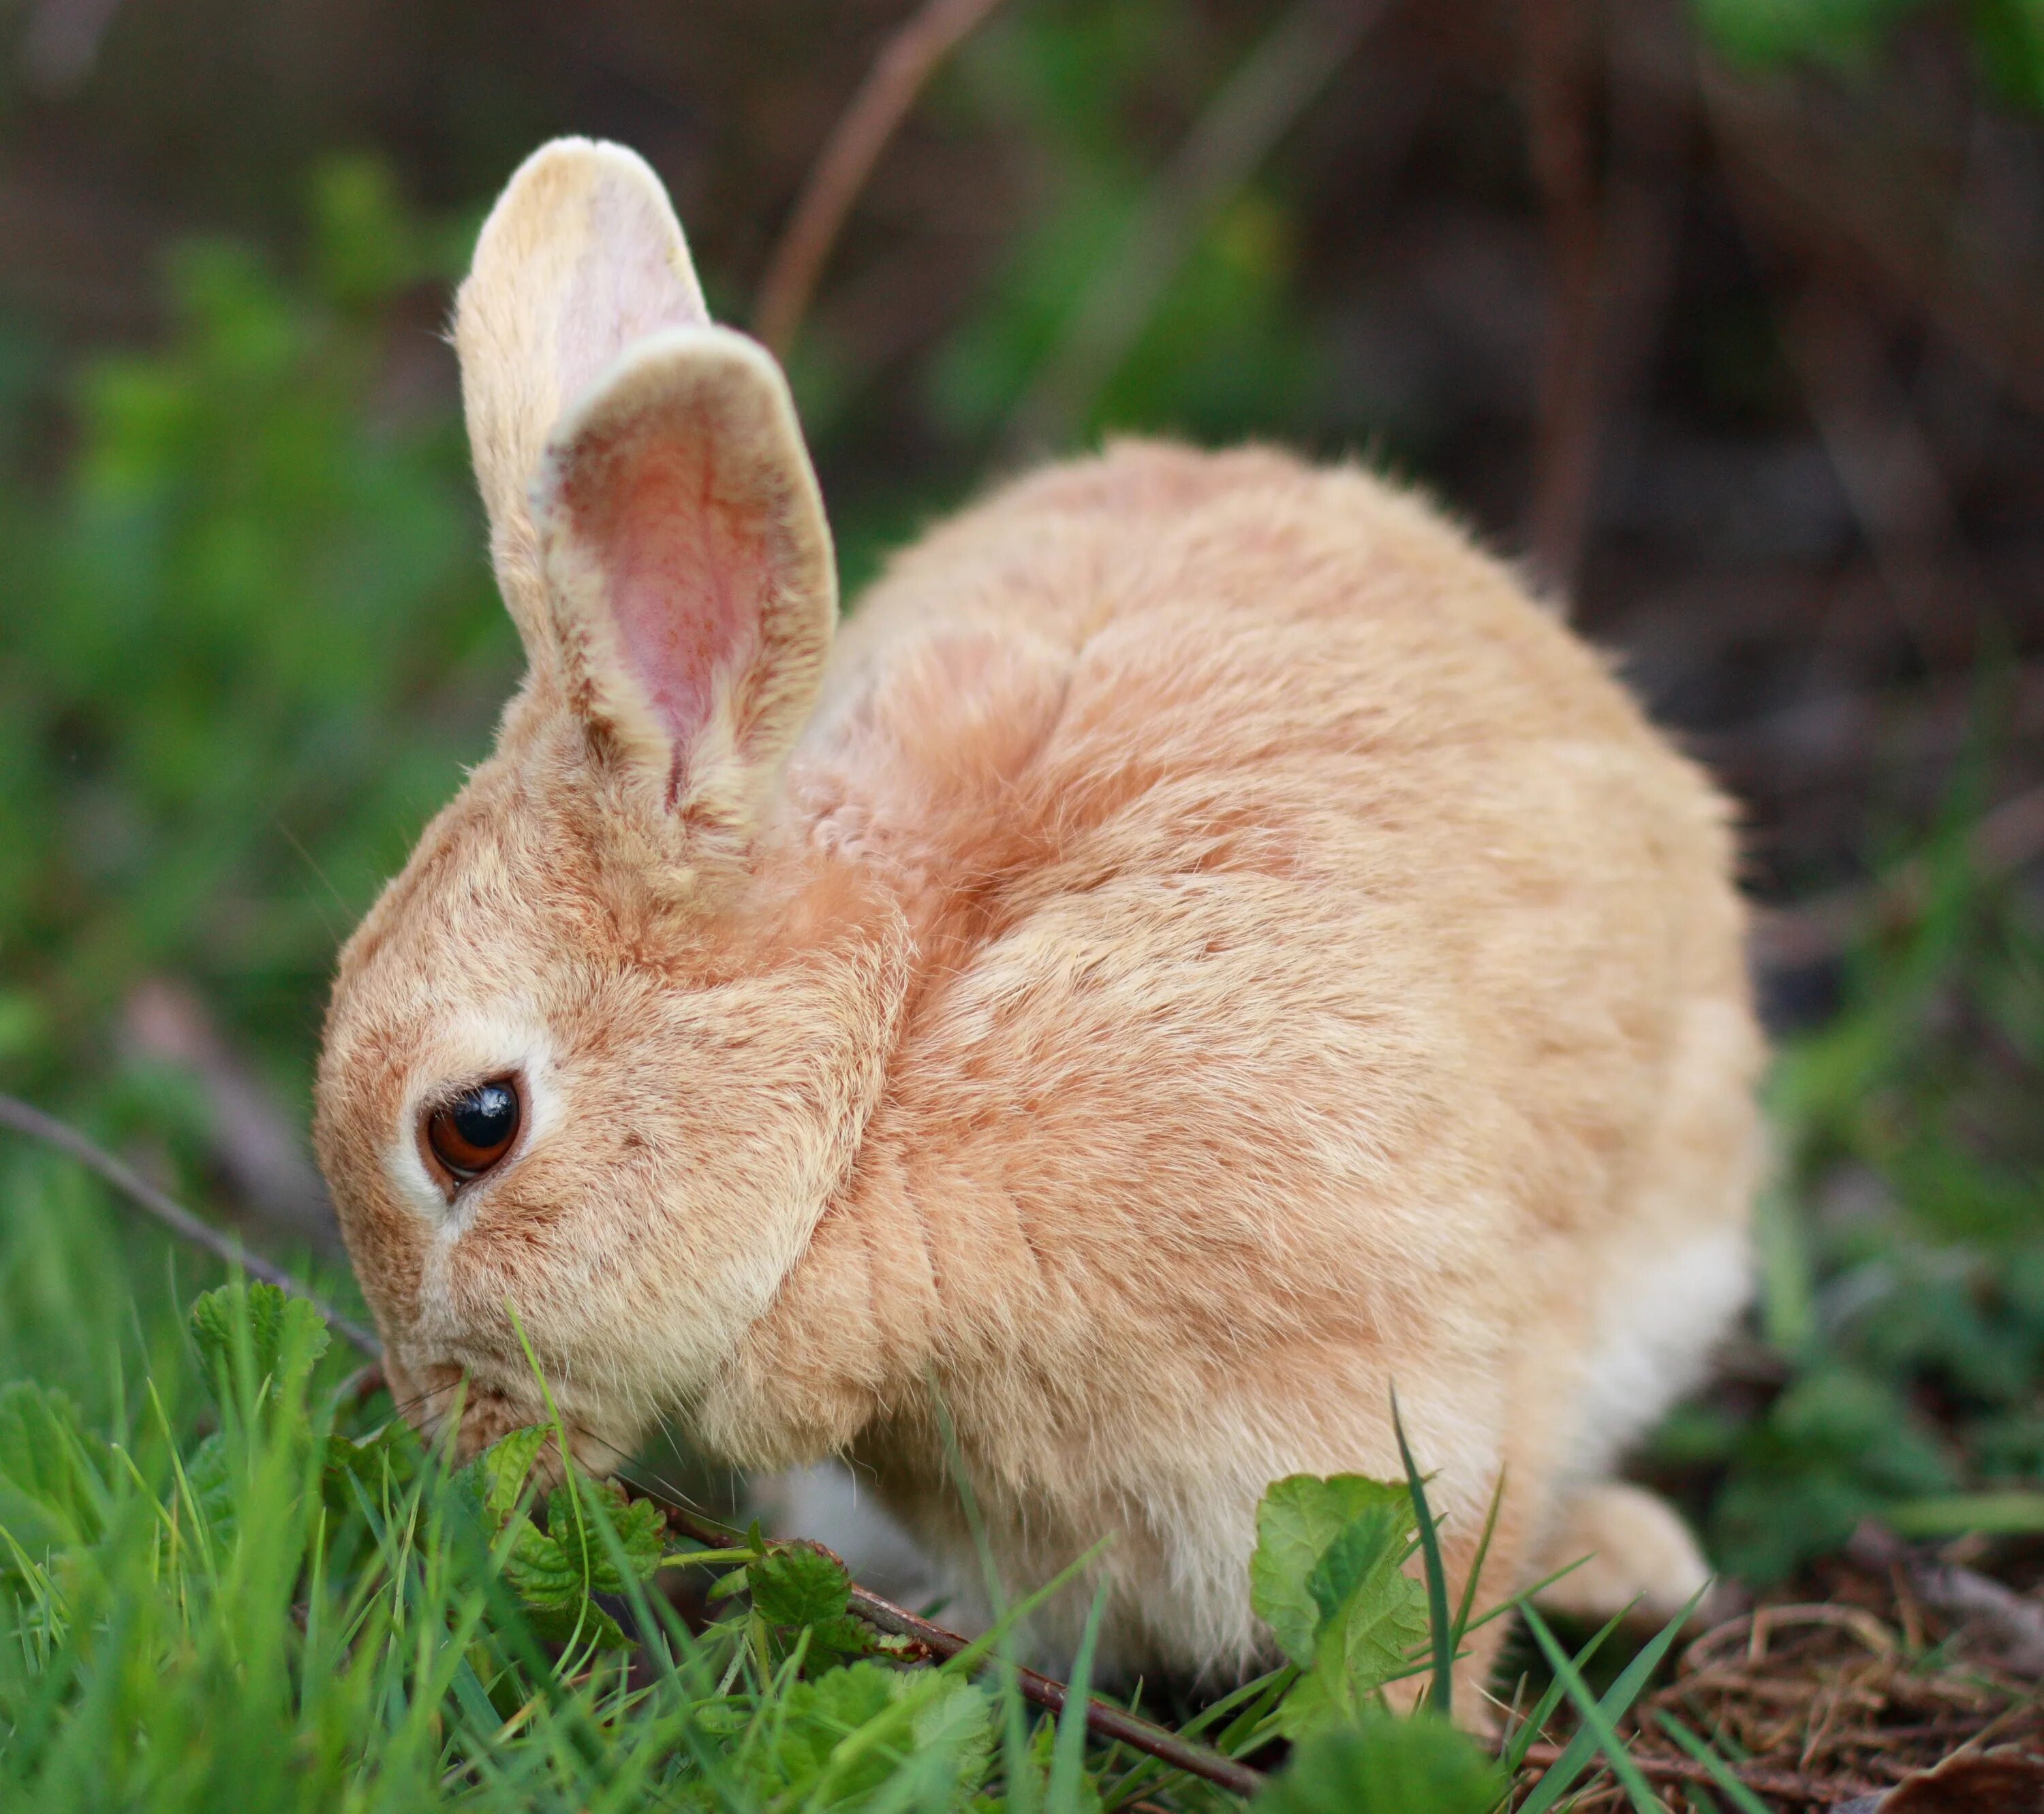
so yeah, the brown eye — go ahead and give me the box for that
[426,1078,521,1183]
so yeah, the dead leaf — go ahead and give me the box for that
[1836,1746,2044,1813]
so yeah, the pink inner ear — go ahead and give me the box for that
[559,420,766,785]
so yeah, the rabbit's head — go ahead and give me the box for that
[313,140,906,1465]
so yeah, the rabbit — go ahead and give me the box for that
[312,136,1765,1705]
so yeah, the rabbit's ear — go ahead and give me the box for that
[531,326,836,842]
[455,138,710,661]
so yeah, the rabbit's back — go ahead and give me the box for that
[719,439,1760,1672]
[794,439,1747,1275]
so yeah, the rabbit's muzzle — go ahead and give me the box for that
[385,1353,630,1480]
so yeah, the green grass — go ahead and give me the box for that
[3,1266,1744,1811]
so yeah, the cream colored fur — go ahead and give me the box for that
[313,138,1765,1702]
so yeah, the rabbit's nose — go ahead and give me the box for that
[448,1377,549,1464]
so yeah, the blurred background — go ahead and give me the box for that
[1,0,2041,1588]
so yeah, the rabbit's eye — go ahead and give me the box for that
[426,1079,521,1183]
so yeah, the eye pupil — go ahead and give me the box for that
[452,1083,515,1148]
[426,1078,521,1183]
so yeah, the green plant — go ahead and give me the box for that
[0,157,507,1121]
[1,1268,1748,1811]
[1693,0,2044,109]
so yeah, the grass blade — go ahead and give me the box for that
[1513,1586,1705,1814]
[1500,1604,1626,1776]
[1047,1588,1109,1810]
[1655,1712,1771,1814]
[1451,1470,1506,1651]
[1885,1492,2044,1537]
[1391,1389,1455,1719]
[1518,1604,1670,1814]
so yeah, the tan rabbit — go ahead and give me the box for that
[313,137,1764,1702]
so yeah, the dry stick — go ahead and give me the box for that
[0,1091,1266,1801]
[1513,1738,1878,1805]
[1520,0,1688,599]
[123,978,345,1255]
[999,0,1392,460]
[1848,1522,2044,1678]
[1712,79,1987,679]
[1773,283,1972,670]
[752,0,1009,360]
[1521,0,1602,594]
[644,1506,1266,1797]
[0,1090,378,1354]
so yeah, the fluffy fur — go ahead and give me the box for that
[313,138,1765,1703]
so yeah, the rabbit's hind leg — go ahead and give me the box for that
[1530,1479,1711,1625]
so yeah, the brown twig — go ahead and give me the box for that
[122,978,343,1255]
[22,0,125,92]
[1774,283,1968,665]
[1000,0,1392,459]
[1699,60,2044,420]
[652,1509,1267,1798]
[1848,1523,2044,1677]
[0,1090,379,1354]
[1514,1737,1880,1803]
[1521,0,1689,600]
[1521,0,1601,593]
[752,0,1010,360]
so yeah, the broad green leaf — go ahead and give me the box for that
[1305,1502,1406,1630]
[518,1591,633,1653]
[322,1418,422,1510]
[734,1660,991,1803]
[493,1506,635,1649]
[805,1613,880,1664]
[1251,1474,1414,1666]
[1329,1554,1429,1697]
[454,1426,666,1651]
[1254,1471,1427,1735]
[749,1541,852,1627]
[189,1281,330,1407]
[181,1430,239,1543]
[541,1475,665,1593]
[1253,1714,1504,1814]
[464,1426,551,1529]
[500,1520,584,1610]
[1273,1561,1429,1739]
